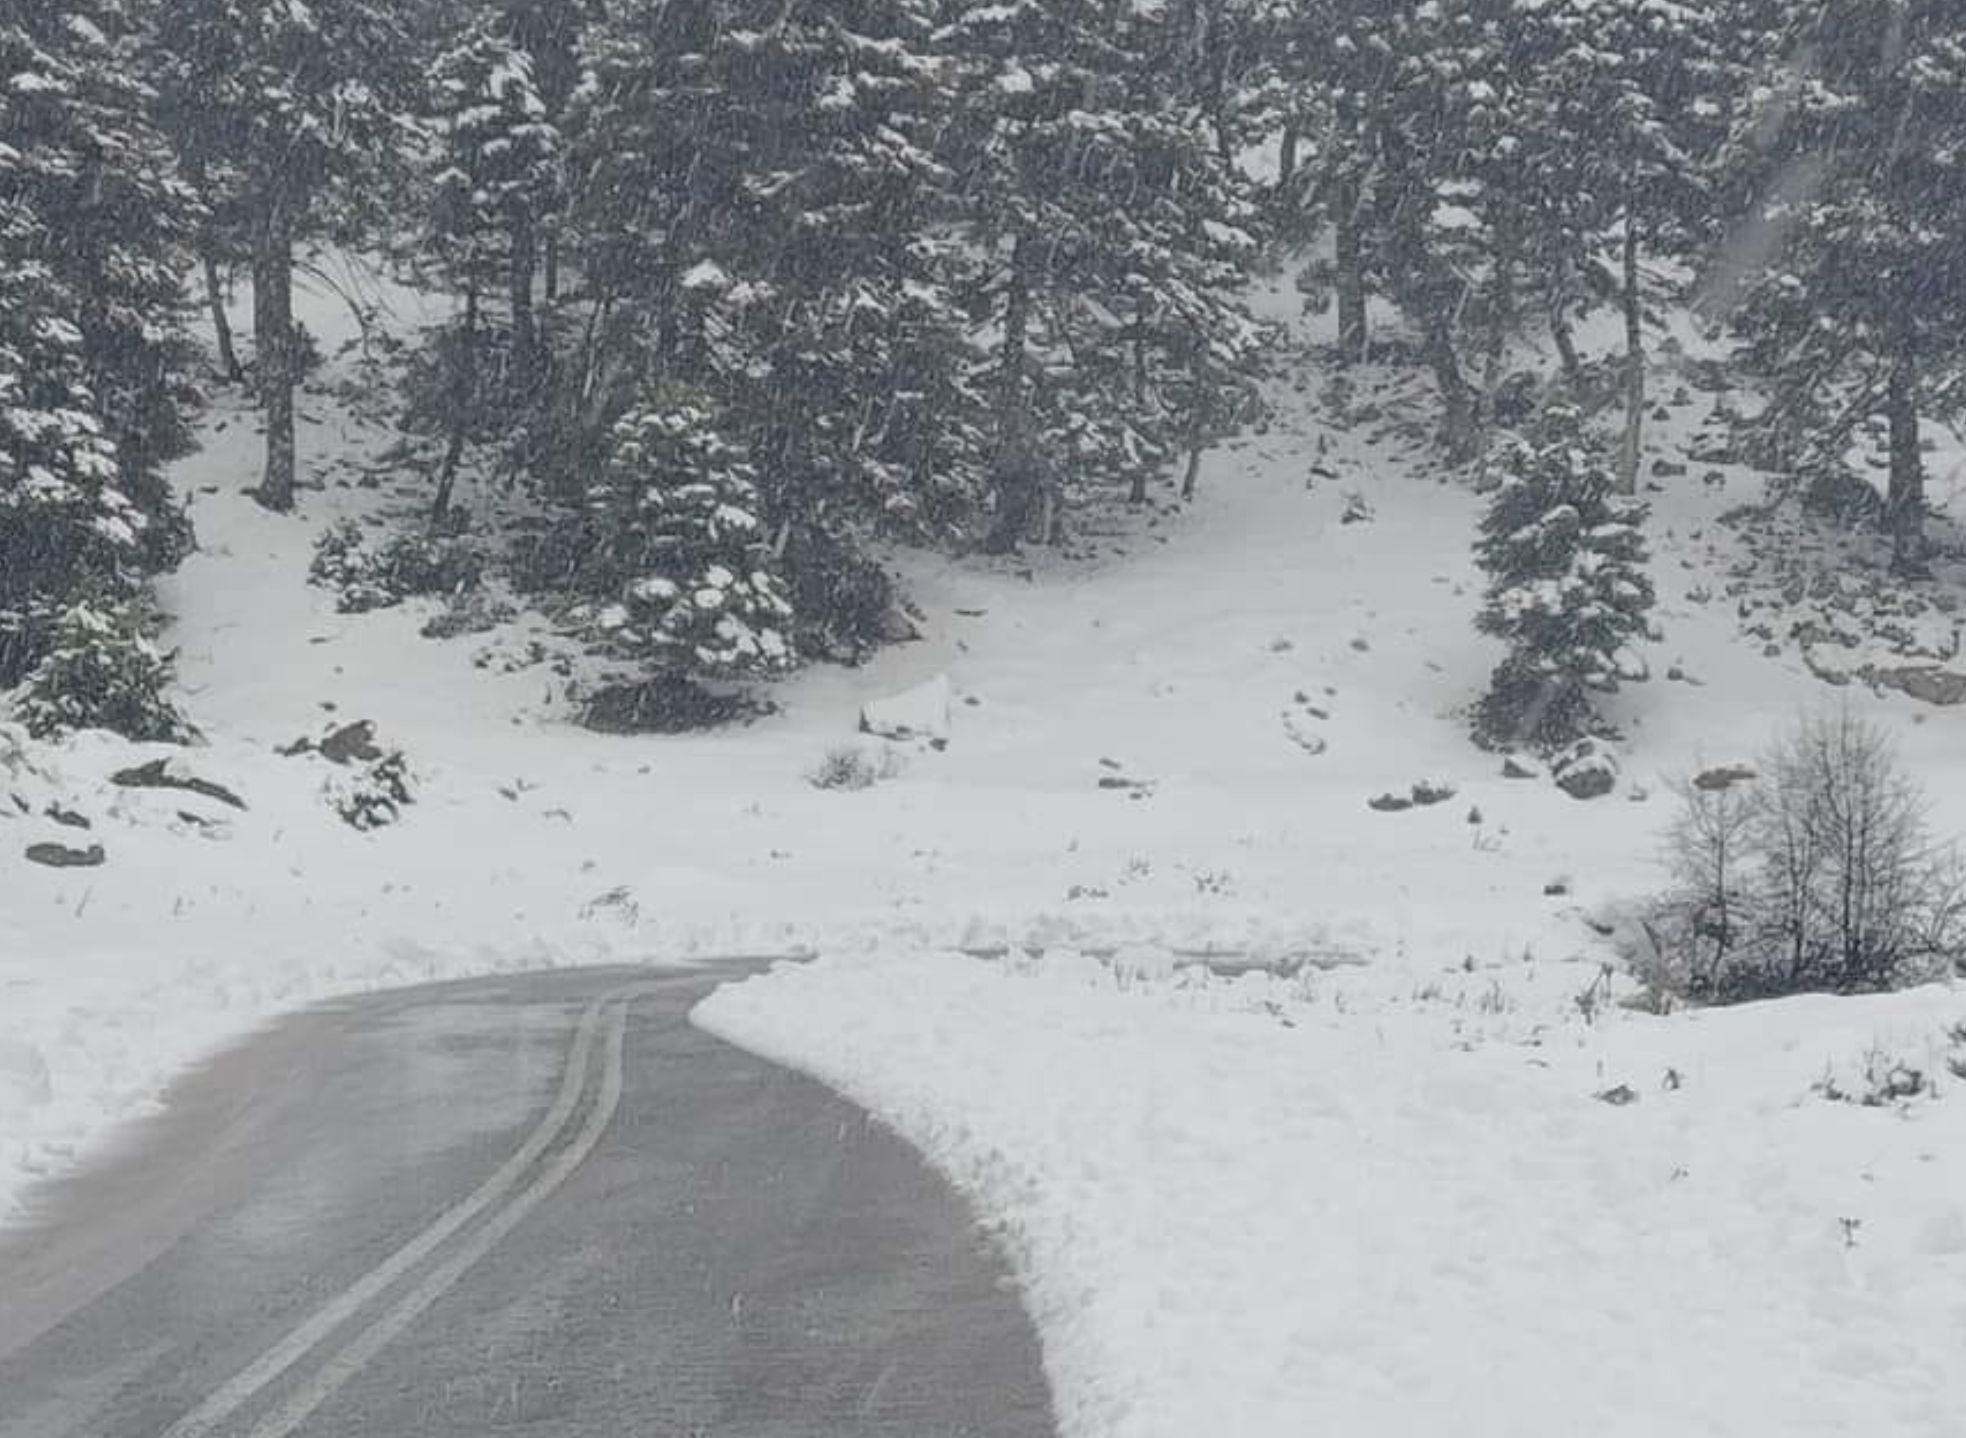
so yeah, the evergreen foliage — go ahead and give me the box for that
[152,0,417,509]
[1473,406,1654,746]
[17,602,195,743]
[0,1,196,691]
[1723,0,1966,572]
[569,396,796,682]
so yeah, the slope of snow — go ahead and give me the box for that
[2,254,1964,1436]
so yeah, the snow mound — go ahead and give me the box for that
[697,948,1966,1438]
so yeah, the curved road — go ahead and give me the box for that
[0,966,1055,1437]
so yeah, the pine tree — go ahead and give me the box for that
[430,23,561,384]
[18,601,194,742]
[1724,0,1966,574]
[936,0,1265,543]
[573,394,795,681]
[423,19,564,519]
[1,2,196,696]
[562,0,988,632]
[1473,404,1655,746]
[1503,0,1727,486]
[1258,0,1402,362]
[153,0,416,511]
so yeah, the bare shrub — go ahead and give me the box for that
[1638,707,1966,1002]
[1654,776,1759,994]
[808,743,901,791]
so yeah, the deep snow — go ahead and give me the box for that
[4,253,1966,1435]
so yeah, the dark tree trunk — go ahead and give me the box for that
[251,200,296,512]
[1333,175,1367,366]
[510,202,538,386]
[1128,295,1151,505]
[432,282,479,528]
[543,226,561,303]
[1887,332,1925,575]
[1203,0,1232,164]
[985,233,1040,554]
[1424,316,1480,463]
[203,246,241,383]
[1616,198,1644,494]
[1277,117,1299,209]
[1000,232,1030,418]
[1480,219,1517,421]
[1546,247,1583,388]
[1551,304,1582,388]
[1180,442,1203,501]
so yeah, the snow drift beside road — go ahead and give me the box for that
[697,946,1966,1438]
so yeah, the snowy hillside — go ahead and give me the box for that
[4,258,1966,1435]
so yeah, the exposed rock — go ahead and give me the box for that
[319,719,385,765]
[1651,459,1688,478]
[26,841,105,868]
[1553,741,1619,800]
[110,758,247,811]
[581,677,765,734]
[860,674,952,744]
[44,805,91,830]
[1501,754,1543,780]
[1693,764,1757,791]
[1800,644,1855,687]
[1409,780,1457,807]
[1368,792,1415,813]
[1872,666,1966,707]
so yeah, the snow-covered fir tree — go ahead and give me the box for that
[420,16,565,520]
[0,1,196,711]
[936,0,1267,545]
[1501,0,1728,487]
[1724,0,1966,573]
[1473,404,1655,746]
[428,20,562,387]
[17,601,194,742]
[152,0,416,510]
[574,394,795,682]
[560,0,986,655]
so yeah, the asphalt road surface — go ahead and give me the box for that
[0,966,1055,1438]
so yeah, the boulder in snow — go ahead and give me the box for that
[319,719,386,765]
[26,840,105,868]
[110,757,246,811]
[1692,764,1757,792]
[860,674,951,745]
[1872,665,1966,707]
[1553,741,1619,801]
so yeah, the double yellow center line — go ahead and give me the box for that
[160,984,648,1438]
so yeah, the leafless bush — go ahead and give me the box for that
[807,743,902,791]
[1635,708,1966,1002]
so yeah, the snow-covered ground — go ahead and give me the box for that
[698,951,1966,1438]
[5,255,1966,1434]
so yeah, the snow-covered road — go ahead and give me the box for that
[0,966,1052,1438]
